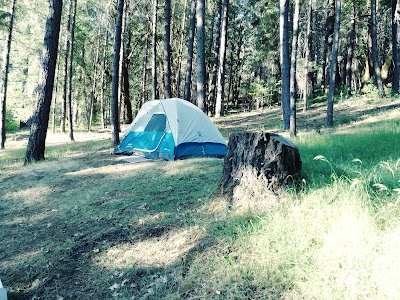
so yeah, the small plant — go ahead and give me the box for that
[248,80,278,109]
[313,155,338,181]
[6,111,19,131]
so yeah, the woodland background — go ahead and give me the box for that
[0,0,399,151]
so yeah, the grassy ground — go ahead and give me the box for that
[0,96,400,299]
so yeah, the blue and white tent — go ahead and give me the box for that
[113,98,227,160]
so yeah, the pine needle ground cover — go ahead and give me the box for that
[0,97,400,299]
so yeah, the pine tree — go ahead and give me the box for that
[25,0,63,163]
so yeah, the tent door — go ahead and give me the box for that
[144,113,167,132]
[133,114,167,153]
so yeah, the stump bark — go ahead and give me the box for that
[220,132,302,195]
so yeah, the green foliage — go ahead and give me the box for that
[5,110,19,131]
[248,80,277,108]
[0,10,10,27]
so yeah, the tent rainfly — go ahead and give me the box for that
[113,98,227,160]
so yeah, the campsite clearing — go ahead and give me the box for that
[1,96,400,299]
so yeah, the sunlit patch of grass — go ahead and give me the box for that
[1,211,55,226]
[0,139,111,169]
[0,250,42,270]
[4,186,53,206]
[64,159,154,177]
[95,226,205,269]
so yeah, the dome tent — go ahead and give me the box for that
[113,98,227,160]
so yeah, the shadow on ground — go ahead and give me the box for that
[0,152,225,299]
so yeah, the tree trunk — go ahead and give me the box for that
[88,34,100,132]
[163,0,172,98]
[219,132,302,196]
[370,0,385,97]
[118,2,127,128]
[230,28,244,108]
[100,27,109,128]
[289,0,300,137]
[279,0,290,130]
[141,30,150,107]
[322,0,335,92]
[392,0,400,94]
[303,0,312,112]
[25,0,63,163]
[215,0,229,118]
[345,0,356,94]
[122,31,132,124]
[60,0,72,134]
[52,56,61,133]
[67,0,77,141]
[175,0,187,98]
[111,0,124,146]
[196,0,206,111]
[151,0,158,100]
[227,40,234,108]
[206,4,221,115]
[0,0,16,150]
[183,0,196,102]
[326,0,342,127]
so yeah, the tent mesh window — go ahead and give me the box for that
[144,114,167,132]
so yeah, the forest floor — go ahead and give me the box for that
[1,95,400,300]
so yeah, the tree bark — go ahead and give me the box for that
[345,0,356,95]
[52,55,61,133]
[122,31,132,124]
[279,0,290,130]
[163,0,172,98]
[175,0,187,98]
[25,0,63,163]
[370,0,385,97]
[196,0,206,111]
[392,0,400,94]
[289,0,300,137]
[111,0,124,146]
[219,132,302,196]
[215,0,229,118]
[322,0,335,92]
[206,4,221,115]
[88,34,100,132]
[227,39,234,108]
[117,1,127,128]
[183,0,196,102]
[151,0,158,100]
[230,28,244,108]
[0,0,16,149]
[141,30,150,107]
[303,0,312,112]
[67,0,77,141]
[60,0,72,133]
[326,0,342,127]
[100,27,109,128]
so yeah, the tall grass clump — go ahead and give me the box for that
[176,123,400,300]
[179,166,400,299]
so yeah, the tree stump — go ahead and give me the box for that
[219,132,302,195]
